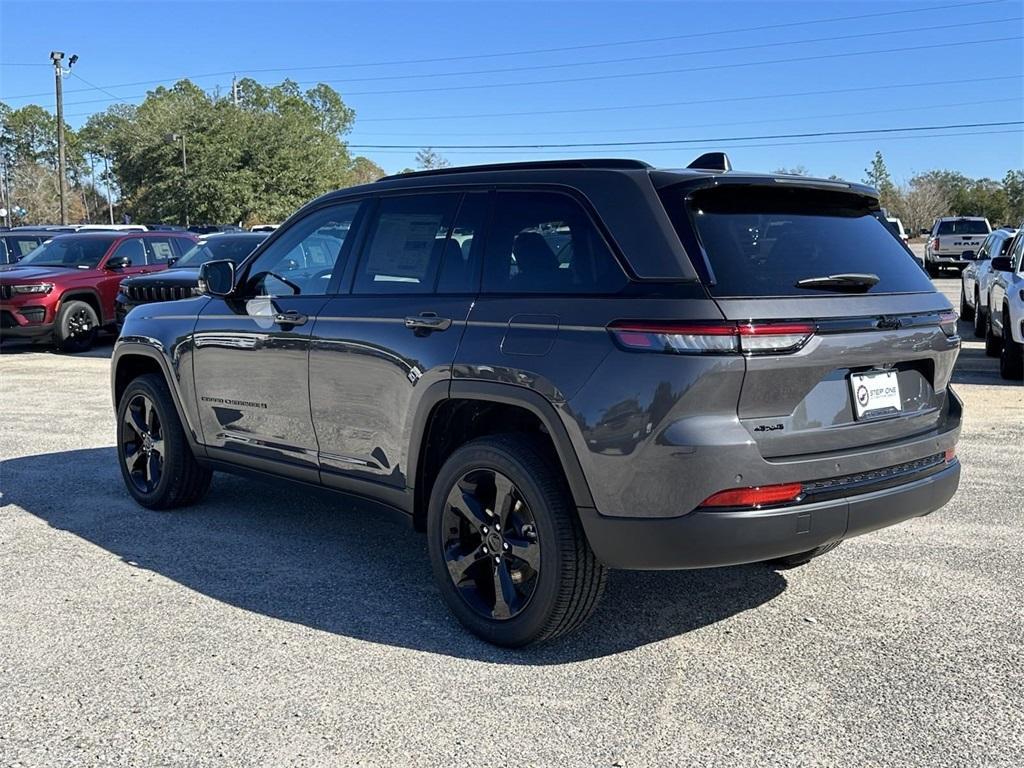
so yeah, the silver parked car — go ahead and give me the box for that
[960,227,1017,337]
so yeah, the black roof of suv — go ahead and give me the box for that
[111,153,962,647]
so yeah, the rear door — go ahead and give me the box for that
[309,191,487,494]
[662,182,960,459]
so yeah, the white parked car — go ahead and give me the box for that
[886,216,908,242]
[924,216,991,276]
[960,228,1016,337]
[983,225,1024,379]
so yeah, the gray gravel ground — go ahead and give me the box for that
[1,278,1022,767]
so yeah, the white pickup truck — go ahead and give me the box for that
[924,216,992,276]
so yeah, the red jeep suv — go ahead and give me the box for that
[0,231,195,352]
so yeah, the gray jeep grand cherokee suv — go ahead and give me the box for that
[112,155,962,646]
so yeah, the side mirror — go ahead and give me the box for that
[198,259,236,297]
[106,255,131,269]
[990,256,1012,272]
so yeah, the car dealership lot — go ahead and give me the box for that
[1,279,1021,767]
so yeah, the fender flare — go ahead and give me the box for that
[111,338,206,455]
[407,379,595,510]
[58,288,106,324]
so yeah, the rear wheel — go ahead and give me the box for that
[959,285,974,322]
[999,308,1023,380]
[116,373,212,509]
[985,312,1002,357]
[766,541,842,570]
[427,434,606,647]
[973,293,987,338]
[56,299,98,352]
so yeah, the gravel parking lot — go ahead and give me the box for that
[1,277,1022,767]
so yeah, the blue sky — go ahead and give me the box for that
[1,0,1022,180]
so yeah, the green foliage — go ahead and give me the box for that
[76,78,360,224]
[863,151,898,210]
[1004,170,1024,225]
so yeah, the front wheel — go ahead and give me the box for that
[116,373,212,509]
[985,313,1002,357]
[999,309,1023,380]
[427,434,606,647]
[56,299,99,352]
[960,285,974,322]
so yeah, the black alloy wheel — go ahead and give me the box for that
[120,392,165,494]
[441,468,541,621]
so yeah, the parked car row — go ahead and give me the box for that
[960,223,1024,379]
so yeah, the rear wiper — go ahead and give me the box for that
[794,273,880,292]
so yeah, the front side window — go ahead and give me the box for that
[111,238,147,266]
[482,191,626,294]
[242,202,362,297]
[353,193,460,294]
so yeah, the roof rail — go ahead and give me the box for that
[686,152,732,172]
[379,158,652,181]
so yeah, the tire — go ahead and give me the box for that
[116,373,212,509]
[959,285,974,322]
[974,293,987,338]
[766,541,842,570]
[427,434,606,647]
[55,299,99,352]
[999,308,1023,380]
[926,262,939,278]
[985,312,1002,357]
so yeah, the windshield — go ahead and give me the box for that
[174,235,266,268]
[937,219,990,235]
[18,236,117,268]
[668,185,934,297]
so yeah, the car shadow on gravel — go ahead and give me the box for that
[2,447,787,663]
[0,336,115,359]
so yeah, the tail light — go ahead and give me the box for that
[700,482,804,508]
[932,237,941,250]
[608,320,815,355]
[944,446,957,463]
[938,310,958,337]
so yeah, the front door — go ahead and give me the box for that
[310,191,488,495]
[191,201,365,480]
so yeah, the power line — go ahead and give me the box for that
[69,71,122,101]
[0,0,1006,100]
[351,98,1014,139]
[41,35,1024,109]
[356,128,1023,156]
[60,73,1022,122]
[343,121,1024,150]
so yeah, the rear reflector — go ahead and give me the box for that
[608,320,815,355]
[700,482,804,508]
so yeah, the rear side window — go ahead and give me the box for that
[937,219,990,235]
[669,185,935,297]
[145,237,176,264]
[482,191,626,294]
[353,193,460,294]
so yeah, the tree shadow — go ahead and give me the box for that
[1,447,787,663]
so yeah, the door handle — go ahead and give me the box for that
[405,312,452,333]
[274,310,308,327]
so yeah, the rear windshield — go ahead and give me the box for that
[666,185,934,297]
[936,219,990,235]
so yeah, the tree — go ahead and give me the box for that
[772,165,810,176]
[891,175,950,235]
[863,150,898,211]
[348,156,386,185]
[1004,170,1024,225]
[416,147,450,170]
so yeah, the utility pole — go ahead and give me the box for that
[166,133,189,227]
[1,152,12,228]
[49,51,77,225]
[103,154,114,225]
[232,75,239,106]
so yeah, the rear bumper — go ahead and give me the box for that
[579,460,960,570]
